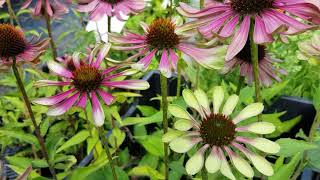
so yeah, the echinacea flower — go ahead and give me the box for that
[0,0,5,8]
[22,0,70,19]
[297,33,320,65]
[223,40,287,86]
[109,18,226,78]
[163,87,280,179]
[0,24,49,65]
[33,44,150,127]
[77,0,146,21]
[177,0,320,60]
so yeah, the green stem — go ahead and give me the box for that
[5,0,21,27]
[249,20,262,121]
[200,0,205,8]
[12,58,57,180]
[84,109,99,157]
[160,74,169,180]
[97,127,118,180]
[44,13,58,62]
[195,0,205,90]
[201,168,208,180]
[108,16,111,33]
[236,76,245,95]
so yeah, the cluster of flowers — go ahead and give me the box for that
[0,0,319,179]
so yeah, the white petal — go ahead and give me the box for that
[246,137,280,154]
[186,148,206,175]
[233,103,264,124]
[194,89,210,112]
[220,150,236,180]
[225,147,254,178]
[182,89,201,112]
[213,86,224,113]
[174,119,193,131]
[169,136,200,153]
[205,147,221,173]
[168,104,192,120]
[222,95,239,116]
[238,122,275,134]
[162,130,185,143]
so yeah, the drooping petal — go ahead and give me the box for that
[186,144,209,175]
[102,80,150,90]
[132,49,157,71]
[226,15,250,61]
[254,15,273,44]
[47,92,79,116]
[205,146,221,173]
[213,86,224,114]
[75,92,87,108]
[33,88,76,106]
[236,122,276,134]
[97,89,114,105]
[224,146,254,178]
[169,136,201,153]
[47,61,73,78]
[222,94,239,116]
[159,49,172,78]
[90,91,105,127]
[236,137,280,154]
[233,103,264,124]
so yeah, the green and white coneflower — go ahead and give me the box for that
[163,87,280,179]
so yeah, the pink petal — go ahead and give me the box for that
[97,89,114,105]
[132,49,157,70]
[254,15,273,44]
[47,92,80,116]
[90,91,105,127]
[33,80,71,87]
[75,93,87,108]
[159,49,172,78]
[47,61,73,78]
[33,88,76,106]
[102,80,150,90]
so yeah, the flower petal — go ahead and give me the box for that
[169,136,201,153]
[103,80,150,90]
[213,86,224,114]
[219,148,236,180]
[233,103,264,124]
[222,94,239,116]
[194,89,210,113]
[159,49,172,78]
[237,137,280,154]
[47,61,73,78]
[162,129,185,143]
[182,89,201,113]
[90,91,105,127]
[33,88,75,106]
[168,104,192,120]
[47,92,79,116]
[236,122,276,134]
[174,119,193,131]
[205,146,221,173]
[226,15,250,61]
[97,89,114,105]
[186,145,209,175]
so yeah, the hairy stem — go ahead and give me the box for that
[249,21,262,121]
[98,127,118,180]
[160,74,169,180]
[44,14,58,61]
[5,0,21,27]
[12,58,57,179]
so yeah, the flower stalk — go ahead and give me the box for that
[44,13,58,61]
[160,74,169,180]
[5,0,21,27]
[12,58,57,180]
[249,21,262,121]
[176,53,182,97]
[236,76,245,95]
[98,127,118,180]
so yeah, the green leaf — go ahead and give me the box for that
[306,140,320,170]
[276,138,317,157]
[128,166,165,180]
[46,135,63,162]
[137,105,158,117]
[134,124,147,137]
[0,129,39,148]
[122,111,163,126]
[40,118,50,137]
[268,153,302,180]
[57,130,90,153]
[137,133,164,157]
[139,154,159,169]
[109,128,126,148]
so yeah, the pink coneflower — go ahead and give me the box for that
[77,0,146,21]
[297,33,320,64]
[109,18,226,78]
[0,24,49,65]
[177,0,320,60]
[0,0,5,8]
[22,0,70,19]
[163,87,280,179]
[33,44,150,127]
[223,40,287,86]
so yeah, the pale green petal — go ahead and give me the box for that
[194,89,210,111]
[186,151,205,175]
[245,122,275,134]
[174,119,193,131]
[244,152,274,176]
[168,104,191,120]
[248,138,280,154]
[213,86,224,113]
[222,94,239,116]
[162,129,185,143]
[228,151,254,178]
[220,155,236,180]
[169,136,200,153]
[182,89,201,112]
[233,103,264,124]
[205,147,221,173]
